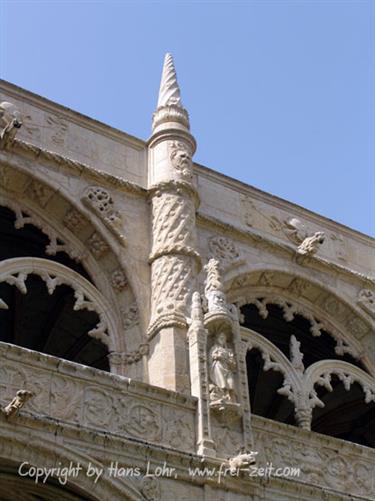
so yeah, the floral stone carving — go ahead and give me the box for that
[82,186,126,244]
[208,236,242,270]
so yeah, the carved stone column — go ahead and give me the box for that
[147,54,200,392]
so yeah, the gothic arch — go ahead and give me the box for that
[0,161,145,334]
[227,268,375,375]
[241,326,375,432]
[230,267,375,446]
[0,165,148,378]
[0,258,122,357]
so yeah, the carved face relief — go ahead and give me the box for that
[170,141,192,179]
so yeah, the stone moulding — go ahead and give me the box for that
[3,140,146,195]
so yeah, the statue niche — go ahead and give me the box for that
[204,258,241,423]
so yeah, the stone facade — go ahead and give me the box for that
[0,54,374,500]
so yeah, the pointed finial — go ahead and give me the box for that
[157,53,183,108]
[152,53,192,133]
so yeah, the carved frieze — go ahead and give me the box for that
[0,343,196,452]
[253,417,375,498]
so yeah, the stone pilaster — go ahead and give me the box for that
[147,54,200,392]
[188,292,216,456]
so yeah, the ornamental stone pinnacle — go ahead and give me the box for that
[147,54,200,392]
[157,53,183,108]
[152,53,191,133]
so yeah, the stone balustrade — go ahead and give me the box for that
[0,342,196,454]
[253,415,375,499]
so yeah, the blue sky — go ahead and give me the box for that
[1,0,374,236]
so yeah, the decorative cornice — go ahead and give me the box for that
[5,139,146,196]
[197,212,375,287]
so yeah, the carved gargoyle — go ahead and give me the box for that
[2,389,34,418]
[0,101,23,149]
[297,231,325,256]
[227,451,257,473]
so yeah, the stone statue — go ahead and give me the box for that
[209,332,236,402]
[2,389,34,418]
[0,101,23,148]
[297,232,325,256]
